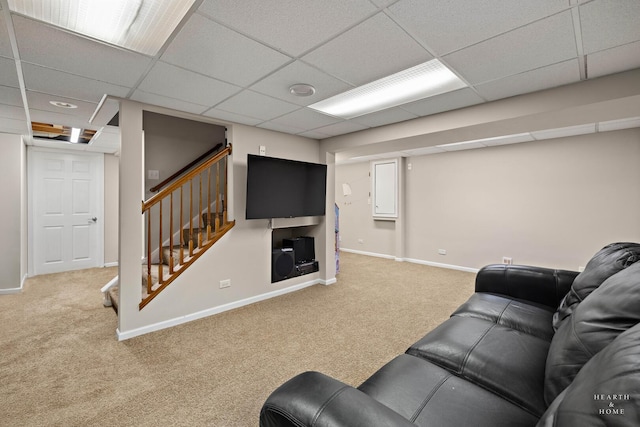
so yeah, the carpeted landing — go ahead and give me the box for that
[0,252,475,426]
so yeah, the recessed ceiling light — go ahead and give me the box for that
[309,59,467,119]
[9,0,197,56]
[289,84,316,97]
[49,101,78,109]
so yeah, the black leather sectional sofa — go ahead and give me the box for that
[260,242,640,427]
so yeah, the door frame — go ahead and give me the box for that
[27,147,105,276]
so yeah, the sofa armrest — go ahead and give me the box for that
[260,371,415,427]
[475,264,579,309]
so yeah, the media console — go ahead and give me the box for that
[272,236,319,283]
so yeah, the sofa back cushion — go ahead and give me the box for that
[544,262,640,405]
[552,242,640,331]
[538,322,640,427]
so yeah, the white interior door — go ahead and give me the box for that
[30,148,104,275]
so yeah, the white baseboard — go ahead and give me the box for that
[339,248,395,260]
[403,258,479,274]
[103,262,118,268]
[116,278,322,341]
[340,248,479,274]
[0,274,28,295]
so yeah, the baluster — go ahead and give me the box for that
[189,179,193,256]
[169,192,174,274]
[158,201,163,286]
[146,208,152,295]
[198,172,203,248]
[179,185,184,265]
[207,166,212,240]
[223,155,228,225]
[216,161,221,232]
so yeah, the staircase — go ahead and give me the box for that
[104,145,234,312]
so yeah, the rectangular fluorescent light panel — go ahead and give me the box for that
[309,59,467,119]
[9,0,196,55]
[70,127,81,143]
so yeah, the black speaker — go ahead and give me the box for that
[272,249,295,282]
[283,236,315,264]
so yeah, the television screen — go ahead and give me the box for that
[246,154,327,219]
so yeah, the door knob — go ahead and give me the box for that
[90,217,97,223]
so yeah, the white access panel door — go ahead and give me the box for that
[30,149,103,275]
[372,159,398,219]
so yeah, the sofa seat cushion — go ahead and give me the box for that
[544,261,640,405]
[407,315,550,416]
[358,354,539,427]
[452,293,556,341]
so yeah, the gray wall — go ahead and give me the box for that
[336,128,640,271]
[104,153,119,266]
[0,133,25,290]
[118,101,327,338]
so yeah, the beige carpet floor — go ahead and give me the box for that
[0,252,475,426]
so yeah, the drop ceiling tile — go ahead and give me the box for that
[580,0,640,55]
[202,109,263,126]
[138,62,241,107]
[161,13,291,87]
[28,108,93,129]
[351,107,418,128]
[198,0,377,56]
[370,0,399,7]
[587,41,640,79]
[302,12,432,86]
[401,88,484,117]
[444,11,577,85]
[215,90,300,121]
[269,108,341,130]
[298,129,332,140]
[389,0,567,55]
[0,104,26,120]
[257,121,306,135]
[26,91,98,121]
[13,16,152,87]
[22,63,130,103]
[475,59,580,101]
[0,85,24,107]
[250,61,353,106]
[312,120,369,137]
[0,56,19,87]
[0,117,29,134]
[90,98,119,127]
[131,90,210,115]
[0,9,13,58]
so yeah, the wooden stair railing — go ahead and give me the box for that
[140,144,235,310]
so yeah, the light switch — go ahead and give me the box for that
[148,170,159,180]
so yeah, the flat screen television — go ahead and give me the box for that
[246,154,327,219]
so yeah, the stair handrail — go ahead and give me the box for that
[143,144,231,212]
[149,143,224,193]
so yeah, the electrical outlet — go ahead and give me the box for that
[219,279,231,289]
[502,257,513,265]
[578,266,585,272]
[438,249,447,255]
[259,145,266,156]
[358,239,364,244]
